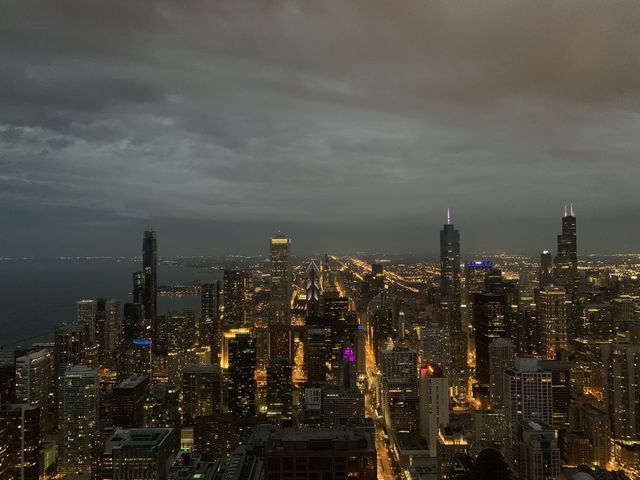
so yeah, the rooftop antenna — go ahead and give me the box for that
[564,203,568,217]
[447,207,451,225]
[570,202,574,216]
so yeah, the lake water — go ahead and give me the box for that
[0,258,222,349]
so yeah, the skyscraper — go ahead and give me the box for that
[305,261,321,316]
[267,356,293,425]
[76,298,97,344]
[554,205,578,296]
[112,375,149,428]
[95,298,120,365]
[270,234,291,324]
[474,292,508,385]
[440,209,461,301]
[419,364,449,457]
[223,270,246,329]
[53,323,85,420]
[539,250,554,287]
[143,230,158,348]
[380,346,419,432]
[602,342,640,442]
[227,333,256,417]
[537,285,567,359]
[488,338,515,408]
[14,348,50,429]
[61,365,99,477]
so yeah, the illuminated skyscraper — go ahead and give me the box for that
[223,270,246,328]
[380,346,419,432]
[270,234,292,324]
[14,348,50,429]
[96,298,120,366]
[267,356,293,425]
[538,285,567,359]
[227,334,256,417]
[61,365,99,477]
[143,230,158,348]
[53,323,85,419]
[440,209,461,301]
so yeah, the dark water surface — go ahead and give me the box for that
[0,258,221,348]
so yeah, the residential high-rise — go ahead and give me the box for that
[602,342,640,441]
[227,334,256,417]
[143,230,158,349]
[113,375,149,428]
[0,417,9,479]
[14,348,50,428]
[474,292,508,385]
[440,209,461,301]
[182,364,222,426]
[488,338,515,408]
[537,286,567,359]
[101,428,177,480]
[61,365,99,477]
[165,310,197,385]
[270,234,292,324]
[0,404,40,480]
[223,270,246,329]
[419,364,449,457]
[503,358,553,471]
[267,356,293,425]
[464,260,493,302]
[53,323,85,420]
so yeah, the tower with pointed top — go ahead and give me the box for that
[440,209,461,300]
[554,205,577,297]
[270,234,291,325]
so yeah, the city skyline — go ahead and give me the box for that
[2,2,640,256]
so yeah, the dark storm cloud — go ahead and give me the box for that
[1,1,639,256]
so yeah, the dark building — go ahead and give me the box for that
[143,230,158,351]
[0,404,40,480]
[223,270,246,329]
[193,413,261,459]
[555,206,578,296]
[0,363,15,404]
[473,293,507,385]
[227,334,256,417]
[539,250,554,287]
[440,209,461,301]
[122,303,145,342]
[263,428,377,480]
[112,375,149,428]
[133,271,145,305]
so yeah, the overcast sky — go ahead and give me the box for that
[1,1,639,257]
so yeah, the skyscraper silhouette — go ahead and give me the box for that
[142,230,158,350]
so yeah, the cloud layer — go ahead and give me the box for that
[1,1,639,256]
